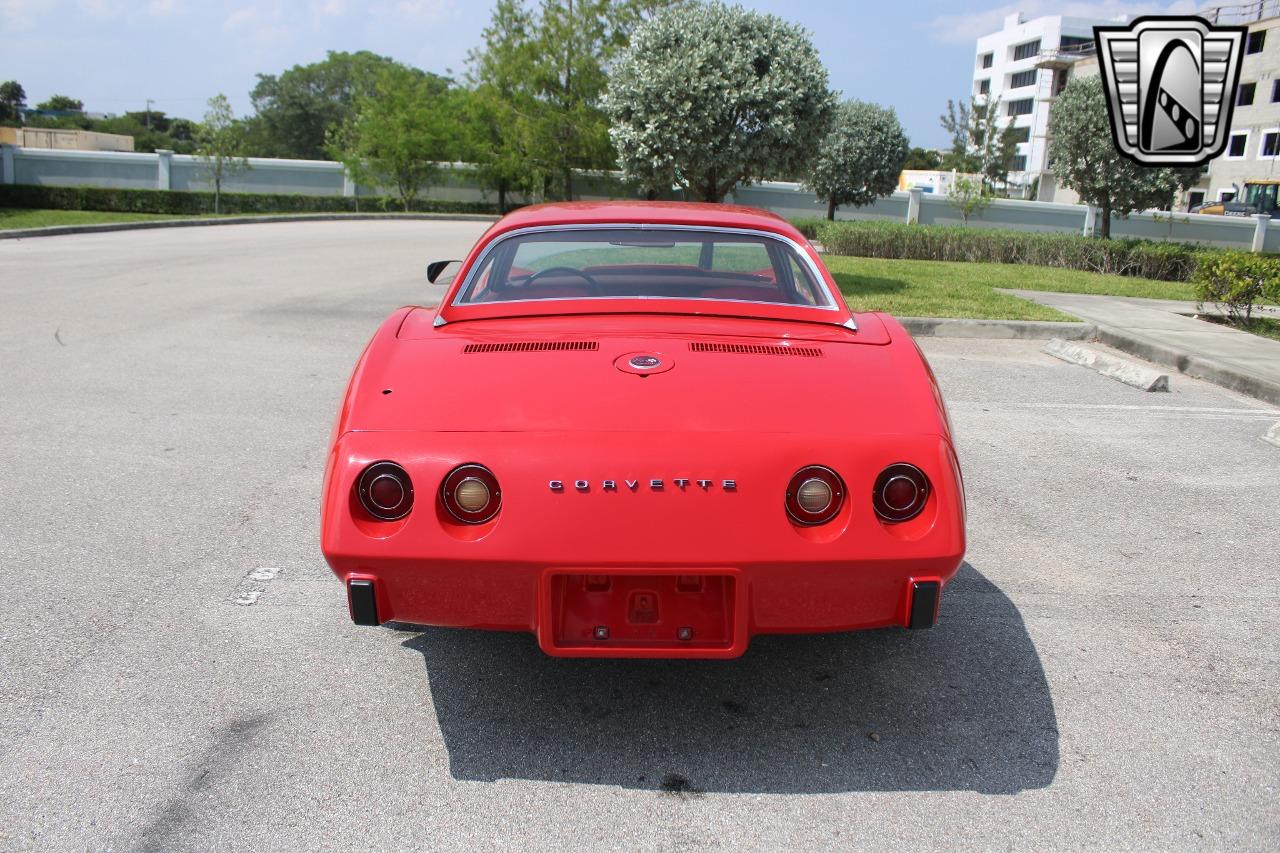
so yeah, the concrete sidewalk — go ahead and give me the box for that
[1004,289,1280,405]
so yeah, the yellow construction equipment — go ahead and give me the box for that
[1193,180,1280,217]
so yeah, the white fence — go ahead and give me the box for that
[732,181,1278,253]
[3,144,1277,252]
[0,145,629,202]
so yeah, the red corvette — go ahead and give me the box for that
[321,201,965,658]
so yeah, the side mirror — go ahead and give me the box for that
[427,259,461,284]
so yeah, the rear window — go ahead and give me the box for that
[454,227,832,307]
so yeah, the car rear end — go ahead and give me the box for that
[321,314,965,659]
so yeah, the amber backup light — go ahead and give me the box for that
[873,463,930,523]
[785,465,845,525]
[356,461,414,521]
[441,464,502,524]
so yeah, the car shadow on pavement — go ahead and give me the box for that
[397,561,1058,795]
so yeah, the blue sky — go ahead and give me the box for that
[2,0,1197,149]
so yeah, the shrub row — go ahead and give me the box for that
[795,219,1209,283]
[0,183,500,216]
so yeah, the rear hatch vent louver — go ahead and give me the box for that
[462,341,599,353]
[688,342,824,358]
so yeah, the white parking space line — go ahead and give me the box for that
[232,566,285,606]
[952,402,1280,420]
[1025,404,1279,414]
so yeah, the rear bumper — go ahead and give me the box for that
[332,556,960,659]
[321,429,965,658]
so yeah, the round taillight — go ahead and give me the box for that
[785,465,845,525]
[441,464,501,524]
[357,461,414,521]
[873,463,930,522]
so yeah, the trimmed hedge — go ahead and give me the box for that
[792,218,1210,283]
[790,218,825,241]
[0,183,499,216]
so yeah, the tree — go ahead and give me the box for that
[0,81,27,123]
[938,99,982,173]
[90,111,198,154]
[36,95,83,112]
[805,99,909,220]
[1049,76,1204,238]
[948,175,993,223]
[904,147,941,170]
[939,96,1019,192]
[465,0,544,210]
[248,51,442,160]
[332,67,460,211]
[529,0,615,200]
[466,0,671,203]
[985,122,1022,193]
[195,94,249,214]
[605,2,834,202]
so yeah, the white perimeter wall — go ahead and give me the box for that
[3,145,1276,252]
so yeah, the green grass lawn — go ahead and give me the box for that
[1196,314,1280,342]
[1241,316,1280,342]
[0,208,207,229]
[825,255,1197,321]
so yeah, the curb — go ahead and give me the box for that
[0,212,501,240]
[1093,325,1280,407]
[1042,338,1169,392]
[899,317,1096,340]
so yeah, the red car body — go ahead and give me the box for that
[321,201,965,658]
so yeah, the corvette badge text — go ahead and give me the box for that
[550,479,737,491]
[1095,15,1246,167]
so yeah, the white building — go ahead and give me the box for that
[972,12,1118,195]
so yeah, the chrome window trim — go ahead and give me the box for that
[449,223,841,311]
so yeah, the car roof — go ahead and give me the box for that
[485,200,802,241]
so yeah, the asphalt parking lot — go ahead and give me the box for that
[1,221,1276,850]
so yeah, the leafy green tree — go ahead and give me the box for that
[22,113,91,130]
[467,0,670,202]
[986,122,1022,193]
[529,0,615,199]
[939,96,1019,191]
[465,0,543,209]
[1049,76,1204,238]
[948,175,993,223]
[938,99,982,173]
[195,94,249,214]
[805,99,909,220]
[36,94,83,112]
[605,2,834,202]
[904,147,941,170]
[332,67,461,211]
[248,51,444,160]
[89,111,198,154]
[0,81,28,123]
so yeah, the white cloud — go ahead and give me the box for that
[77,0,121,19]
[370,0,457,23]
[927,1,1199,44]
[0,0,55,32]
[222,6,255,31]
[222,4,291,46]
[309,0,347,18]
[147,0,177,15]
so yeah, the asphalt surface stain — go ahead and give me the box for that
[660,773,704,799]
[132,712,271,852]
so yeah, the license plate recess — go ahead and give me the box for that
[538,567,746,658]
